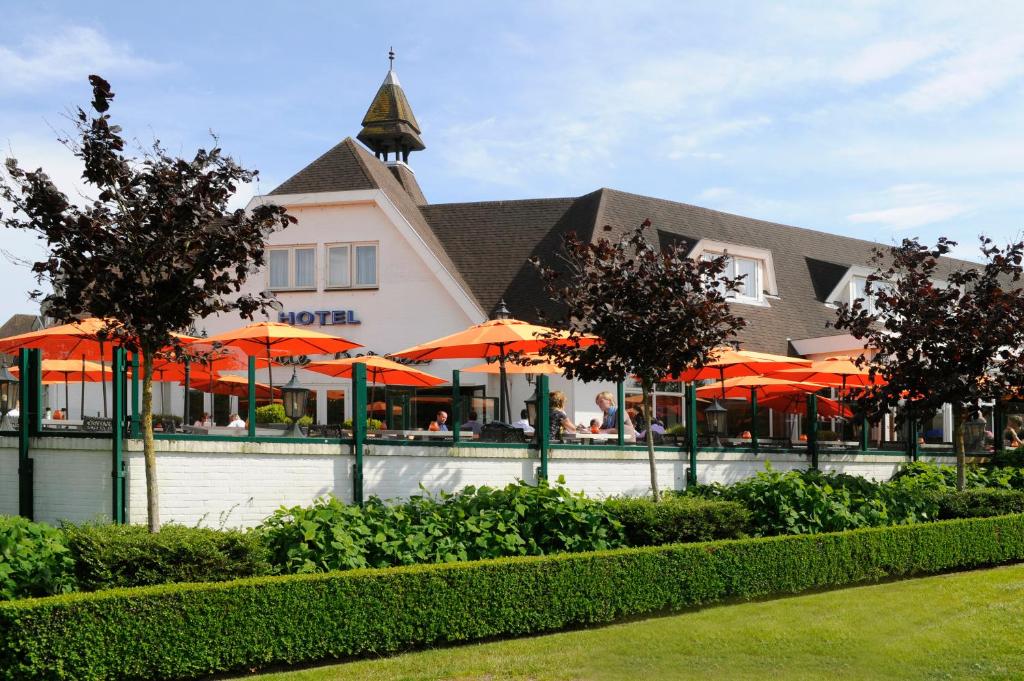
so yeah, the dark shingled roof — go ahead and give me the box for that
[271,139,980,351]
[0,314,43,341]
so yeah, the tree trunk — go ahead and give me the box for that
[953,403,965,492]
[642,381,660,501]
[142,348,161,532]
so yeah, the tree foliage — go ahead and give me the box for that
[531,221,746,498]
[0,75,295,529]
[833,236,1024,489]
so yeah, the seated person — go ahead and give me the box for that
[511,409,534,434]
[1005,416,1023,448]
[194,412,213,428]
[588,418,601,434]
[549,390,576,440]
[595,391,634,434]
[43,407,53,420]
[460,410,483,436]
[428,410,449,431]
[52,408,64,420]
[227,413,246,428]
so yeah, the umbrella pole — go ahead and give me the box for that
[64,374,69,416]
[498,346,510,424]
[80,356,86,419]
[266,343,274,398]
[101,340,108,418]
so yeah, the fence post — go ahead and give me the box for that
[994,402,1005,454]
[687,381,698,487]
[452,369,461,444]
[750,387,759,453]
[616,380,625,447]
[247,356,256,438]
[860,414,870,452]
[807,393,819,469]
[909,420,920,462]
[352,362,366,505]
[111,347,125,524]
[130,353,140,438]
[538,373,549,481]
[28,349,41,437]
[183,358,191,424]
[17,348,33,520]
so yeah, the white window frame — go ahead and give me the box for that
[325,241,380,290]
[267,244,318,292]
[701,252,766,304]
[689,239,777,306]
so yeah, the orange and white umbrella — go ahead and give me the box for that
[11,359,111,419]
[695,375,825,401]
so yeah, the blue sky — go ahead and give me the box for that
[2,1,1023,321]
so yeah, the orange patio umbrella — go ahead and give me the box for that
[202,322,361,393]
[695,376,825,401]
[184,375,280,400]
[670,348,813,384]
[759,393,854,420]
[392,303,597,422]
[463,359,564,375]
[768,357,885,419]
[11,359,111,419]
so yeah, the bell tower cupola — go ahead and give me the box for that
[357,49,426,164]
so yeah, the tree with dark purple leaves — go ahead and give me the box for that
[531,221,746,500]
[0,76,295,531]
[834,236,1024,490]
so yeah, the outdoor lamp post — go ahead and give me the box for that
[0,363,18,429]
[280,367,310,437]
[963,414,988,452]
[705,399,728,447]
[525,386,539,429]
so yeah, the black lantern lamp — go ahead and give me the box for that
[705,399,728,447]
[0,363,18,413]
[525,386,539,429]
[280,367,310,437]
[963,413,988,452]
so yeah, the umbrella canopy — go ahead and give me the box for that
[183,375,280,399]
[305,356,445,387]
[669,348,813,383]
[392,313,596,422]
[0,318,121,360]
[12,359,111,383]
[463,359,564,375]
[203,322,361,358]
[759,394,854,419]
[695,376,825,400]
[767,357,885,390]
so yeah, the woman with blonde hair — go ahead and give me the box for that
[596,390,633,434]
[549,390,576,440]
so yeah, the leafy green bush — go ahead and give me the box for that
[603,496,749,545]
[684,463,942,536]
[4,514,1024,680]
[987,447,1024,469]
[341,417,384,430]
[258,478,623,573]
[153,413,183,426]
[938,489,1024,519]
[62,524,271,591]
[664,423,686,436]
[255,403,286,424]
[893,460,1024,490]
[0,516,76,600]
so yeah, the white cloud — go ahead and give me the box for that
[667,117,772,161]
[695,186,735,201]
[836,39,942,84]
[0,27,164,91]
[848,203,968,229]
[898,37,1024,112]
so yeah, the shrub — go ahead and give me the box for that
[255,403,287,424]
[62,524,272,591]
[0,516,76,601]
[153,413,182,426]
[341,417,384,430]
[987,447,1024,469]
[894,460,1024,490]
[3,514,1023,680]
[258,478,624,573]
[938,489,1024,519]
[603,496,749,545]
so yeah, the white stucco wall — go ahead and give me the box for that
[3,435,962,529]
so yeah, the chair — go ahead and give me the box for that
[479,421,528,443]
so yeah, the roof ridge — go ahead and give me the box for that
[422,196,579,209]
[342,137,380,190]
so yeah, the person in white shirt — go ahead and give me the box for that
[227,413,246,428]
[194,412,213,427]
[43,408,52,420]
[512,409,535,435]
[7,405,19,418]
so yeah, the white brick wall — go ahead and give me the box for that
[2,437,960,528]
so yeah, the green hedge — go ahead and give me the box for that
[604,496,749,545]
[938,489,1024,519]
[63,524,272,591]
[3,514,1024,680]
[0,517,76,601]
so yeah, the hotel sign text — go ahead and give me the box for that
[279,310,362,326]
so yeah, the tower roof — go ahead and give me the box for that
[357,53,425,159]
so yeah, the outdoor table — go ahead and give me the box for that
[392,429,455,441]
[41,418,84,431]
[567,432,636,444]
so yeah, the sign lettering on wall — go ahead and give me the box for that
[279,310,361,326]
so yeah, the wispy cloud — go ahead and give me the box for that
[836,39,942,84]
[0,27,165,91]
[898,37,1024,111]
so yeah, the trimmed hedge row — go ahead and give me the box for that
[2,514,1024,680]
[604,496,750,545]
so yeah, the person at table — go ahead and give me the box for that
[461,410,483,436]
[43,407,52,420]
[53,408,64,420]
[595,391,633,434]
[512,409,534,435]
[7,403,19,418]
[1004,416,1023,448]
[429,410,449,431]
[227,413,246,428]
[550,390,575,440]
[194,412,213,428]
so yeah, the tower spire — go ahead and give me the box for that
[357,48,425,164]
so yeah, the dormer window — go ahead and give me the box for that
[826,265,887,312]
[691,239,777,306]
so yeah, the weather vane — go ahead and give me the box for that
[388,47,395,70]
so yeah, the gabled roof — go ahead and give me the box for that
[0,314,43,340]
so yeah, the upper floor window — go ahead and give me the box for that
[268,246,316,291]
[690,239,777,306]
[327,242,379,289]
[703,253,763,303]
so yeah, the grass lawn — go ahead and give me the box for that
[246,563,1024,681]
